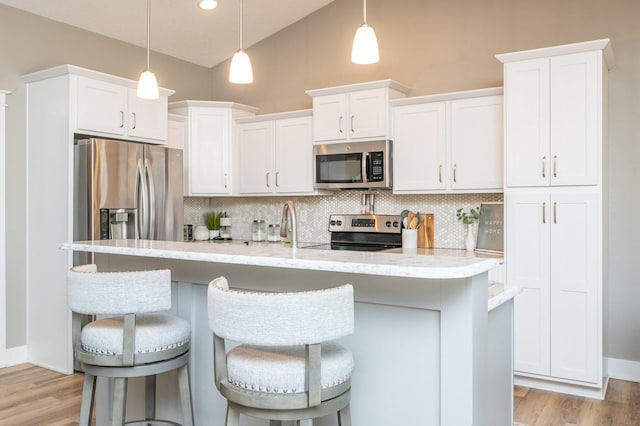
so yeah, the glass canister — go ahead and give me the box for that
[251,219,267,242]
[267,224,281,242]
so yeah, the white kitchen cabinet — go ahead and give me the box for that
[235,111,317,195]
[507,191,600,383]
[76,75,169,142]
[498,39,613,398]
[20,64,175,374]
[391,88,503,194]
[306,80,410,143]
[166,113,186,151]
[450,95,503,190]
[503,51,601,187]
[391,102,447,192]
[169,101,258,196]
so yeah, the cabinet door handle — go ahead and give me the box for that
[542,156,546,178]
[542,202,546,224]
[553,202,557,224]
[338,116,343,134]
[120,110,125,128]
[453,164,457,183]
[224,173,228,189]
[266,172,270,188]
[131,112,137,130]
[275,172,280,188]
[351,115,355,133]
[553,155,558,178]
[439,165,443,183]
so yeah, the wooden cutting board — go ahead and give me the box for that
[417,213,434,248]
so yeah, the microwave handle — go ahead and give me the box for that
[362,152,370,183]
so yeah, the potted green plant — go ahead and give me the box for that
[456,207,480,251]
[204,211,223,239]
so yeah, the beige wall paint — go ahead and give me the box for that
[0,4,212,348]
[209,0,640,363]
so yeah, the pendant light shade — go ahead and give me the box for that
[229,50,254,84]
[351,0,380,64]
[229,0,253,84]
[198,0,218,10]
[137,0,159,99]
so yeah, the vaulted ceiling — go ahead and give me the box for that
[0,0,335,68]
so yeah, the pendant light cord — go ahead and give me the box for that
[363,0,367,24]
[239,0,243,50]
[146,0,151,71]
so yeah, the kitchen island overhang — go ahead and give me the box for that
[62,240,513,426]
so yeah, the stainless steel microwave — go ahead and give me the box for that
[313,140,393,190]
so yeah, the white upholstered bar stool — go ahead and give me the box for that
[68,264,194,426]
[207,277,354,426]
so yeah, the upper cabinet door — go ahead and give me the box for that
[76,77,127,136]
[236,121,274,195]
[450,95,504,191]
[312,94,347,142]
[550,52,599,186]
[274,116,314,194]
[127,88,168,141]
[189,107,232,195]
[504,58,550,187]
[349,88,387,140]
[392,102,447,192]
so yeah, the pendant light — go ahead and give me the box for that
[229,0,254,84]
[351,0,380,64]
[198,0,218,10]
[137,0,159,99]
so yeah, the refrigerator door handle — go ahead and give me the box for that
[145,158,156,240]
[136,158,149,239]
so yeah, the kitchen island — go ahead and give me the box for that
[62,239,516,426]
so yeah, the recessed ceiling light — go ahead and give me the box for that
[199,0,218,11]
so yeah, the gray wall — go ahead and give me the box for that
[208,0,640,363]
[0,4,212,348]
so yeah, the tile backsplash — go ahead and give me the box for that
[184,192,503,249]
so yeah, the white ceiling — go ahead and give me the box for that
[0,0,335,68]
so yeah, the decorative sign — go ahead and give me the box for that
[475,202,504,254]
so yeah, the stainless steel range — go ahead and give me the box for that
[312,214,402,252]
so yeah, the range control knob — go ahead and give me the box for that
[336,220,343,226]
[392,221,399,228]
[330,220,336,226]
[385,221,392,227]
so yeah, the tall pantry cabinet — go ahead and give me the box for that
[497,39,614,398]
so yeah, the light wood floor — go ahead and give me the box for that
[2,363,640,425]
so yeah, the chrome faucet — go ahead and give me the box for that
[280,200,298,248]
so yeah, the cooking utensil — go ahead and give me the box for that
[400,210,409,228]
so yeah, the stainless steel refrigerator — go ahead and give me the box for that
[73,138,183,252]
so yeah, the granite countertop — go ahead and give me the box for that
[61,239,502,280]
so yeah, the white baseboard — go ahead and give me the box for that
[6,345,28,366]
[607,357,640,383]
